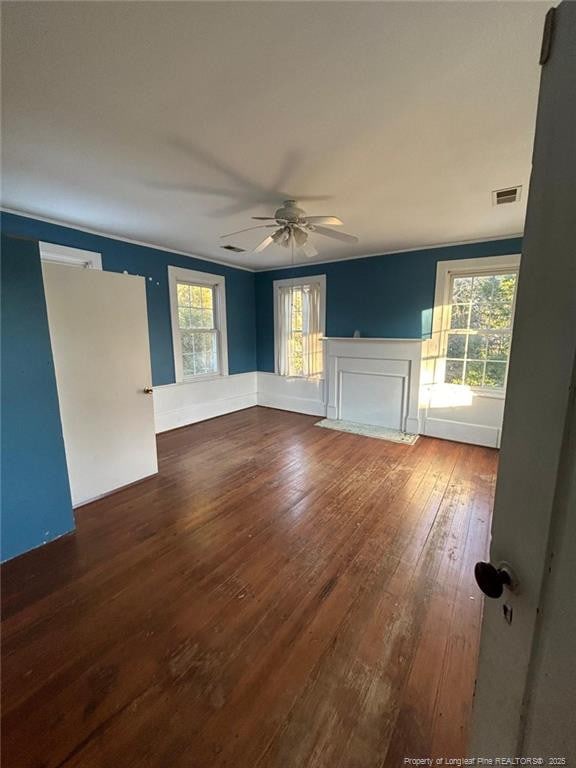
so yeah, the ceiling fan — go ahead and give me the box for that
[220,200,358,258]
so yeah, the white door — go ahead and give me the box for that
[42,263,158,506]
[471,3,576,755]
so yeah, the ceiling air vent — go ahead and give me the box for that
[220,245,246,253]
[492,186,522,205]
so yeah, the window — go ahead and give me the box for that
[274,275,326,378]
[444,269,518,390]
[168,266,228,381]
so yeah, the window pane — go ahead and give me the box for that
[205,333,218,372]
[450,304,469,329]
[447,333,466,358]
[181,331,218,376]
[471,275,495,303]
[467,334,487,360]
[201,286,213,309]
[470,302,491,329]
[195,308,214,329]
[451,276,472,303]
[190,285,203,307]
[464,361,484,386]
[177,283,191,305]
[489,276,515,327]
[487,334,511,360]
[489,274,516,329]
[181,332,195,353]
[178,307,193,329]
[445,360,464,384]
[484,361,506,388]
[182,353,196,377]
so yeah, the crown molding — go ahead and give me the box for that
[1,206,522,275]
[0,207,255,273]
[255,233,524,272]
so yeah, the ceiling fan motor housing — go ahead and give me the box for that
[275,200,306,222]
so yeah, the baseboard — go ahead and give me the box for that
[421,417,500,448]
[257,393,326,417]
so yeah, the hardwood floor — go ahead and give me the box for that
[1,406,497,767]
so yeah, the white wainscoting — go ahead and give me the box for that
[324,338,422,434]
[153,372,257,433]
[420,385,504,448]
[256,372,326,416]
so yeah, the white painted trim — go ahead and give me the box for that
[168,265,229,383]
[1,206,254,272]
[256,371,326,417]
[420,252,521,447]
[323,337,422,433]
[2,206,522,274]
[39,241,102,270]
[322,337,421,343]
[427,253,521,388]
[273,273,326,376]
[421,416,500,448]
[153,372,257,433]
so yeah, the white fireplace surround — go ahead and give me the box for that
[323,337,422,434]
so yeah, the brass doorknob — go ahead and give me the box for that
[143,387,153,394]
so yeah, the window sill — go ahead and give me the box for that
[469,387,507,400]
[180,373,228,385]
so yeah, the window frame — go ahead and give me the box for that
[168,266,228,383]
[431,254,521,397]
[273,274,326,379]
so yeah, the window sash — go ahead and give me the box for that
[443,269,518,390]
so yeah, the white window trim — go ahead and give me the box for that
[39,242,102,270]
[273,274,326,378]
[168,265,229,383]
[429,254,521,397]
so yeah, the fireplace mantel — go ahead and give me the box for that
[323,337,422,434]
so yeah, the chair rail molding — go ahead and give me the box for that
[323,337,422,434]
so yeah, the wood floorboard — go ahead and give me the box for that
[1,406,497,767]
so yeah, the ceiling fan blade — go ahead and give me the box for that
[312,225,358,244]
[253,235,275,253]
[300,241,318,259]
[303,216,343,226]
[220,225,276,238]
[251,216,277,221]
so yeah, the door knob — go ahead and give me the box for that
[474,561,517,599]
[143,386,153,394]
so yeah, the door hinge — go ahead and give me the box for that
[539,7,556,65]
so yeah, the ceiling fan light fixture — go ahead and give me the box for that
[292,227,308,247]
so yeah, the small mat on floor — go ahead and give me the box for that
[315,419,419,445]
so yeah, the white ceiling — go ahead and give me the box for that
[1,1,549,270]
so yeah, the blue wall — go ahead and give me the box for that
[255,238,523,372]
[1,235,75,562]
[0,212,257,386]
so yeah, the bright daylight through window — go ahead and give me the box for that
[444,271,518,389]
[176,282,219,377]
[276,277,325,378]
